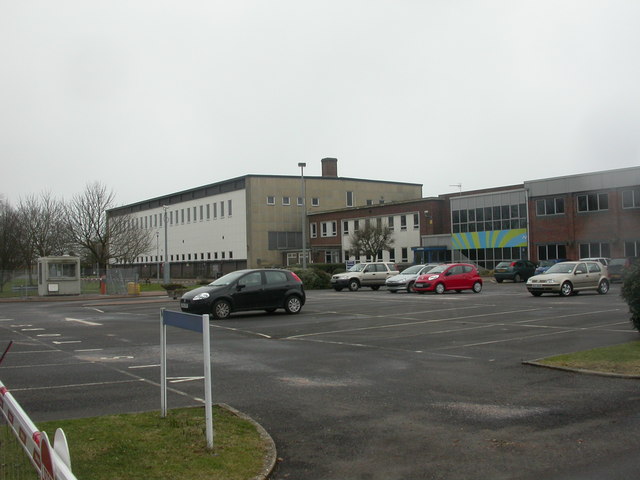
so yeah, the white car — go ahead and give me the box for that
[385,264,440,293]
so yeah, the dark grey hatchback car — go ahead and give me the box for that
[180,269,306,319]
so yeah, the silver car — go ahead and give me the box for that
[385,264,440,293]
[526,261,610,297]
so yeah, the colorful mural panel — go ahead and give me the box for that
[452,229,528,250]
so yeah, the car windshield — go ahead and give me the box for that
[609,258,626,266]
[427,265,447,274]
[348,264,366,272]
[400,265,424,275]
[545,263,576,274]
[209,270,248,286]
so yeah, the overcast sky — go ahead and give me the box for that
[2,1,639,206]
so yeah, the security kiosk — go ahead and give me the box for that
[37,256,81,296]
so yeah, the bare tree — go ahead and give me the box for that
[67,182,152,269]
[107,212,154,265]
[18,192,69,259]
[349,222,394,261]
[0,200,21,291]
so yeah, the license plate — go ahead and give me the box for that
[180,301,189,307]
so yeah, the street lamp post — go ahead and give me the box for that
[156,231,160,282]
[163,205,170,284]
[298,162,307,268]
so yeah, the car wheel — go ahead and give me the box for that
[284,295,302,314]
[514,274,521,283]
[371,285,380,291]
[560,281,573,297]
[496,278,503,283]
[435,283,446,294]
[531,292,543,297]
[212,299,231,319]
[333,287,343,292]
[472,281,482,293]
[407,282,415,293]
[598,279,610,295]
[348,279,360,292]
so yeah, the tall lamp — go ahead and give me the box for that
[298,162,307,268]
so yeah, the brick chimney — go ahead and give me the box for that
[321,157,338,177]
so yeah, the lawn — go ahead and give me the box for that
[38,406,273,480]
[535,341,640,376]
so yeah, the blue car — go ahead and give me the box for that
[534,259,568,275]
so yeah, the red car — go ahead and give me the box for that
[413,263,483,294]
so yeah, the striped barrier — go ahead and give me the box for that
[0,380,78,480]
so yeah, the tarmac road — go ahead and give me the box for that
[1,281,639,479]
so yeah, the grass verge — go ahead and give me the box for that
[536,341,640,376]
[38,406,271,480]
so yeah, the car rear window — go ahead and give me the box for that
[265,271,288,284]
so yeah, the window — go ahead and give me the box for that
[389,249,396,262]
[577,193,608,212]
[228,200,232,216]
[401,247,408,262]
[187,208,191,223]
[413,213,419,229]
[193,206,197,221]
[537,244,567,260]
[206,204,210,220]
[625,240,639,257]
[311,198,319,207]
[282,196,291,206]
[366,199,373,206]
[388,216,394,231]
[400,215,407,231]
[213,203,217,218]
[536,197,565,216]
[343,221,349,235]
[267,196,275,205]
[48,262,76,278]
[354,220,359,232]
[181,209,185,224]
[346,191,354,207]
[321,221,337,237]
[310,223,317,238]
[297,197,304,206]
[220,201,224,217]
[622,189,640,209]
[265,270,288,284]
[579,242,611,258]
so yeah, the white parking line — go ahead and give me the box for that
[284,308,542,340]
[66,317,103,326]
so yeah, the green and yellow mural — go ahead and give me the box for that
[452,229,528,250]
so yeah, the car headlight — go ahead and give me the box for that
[193,292,210,301]
[428,275,440,280]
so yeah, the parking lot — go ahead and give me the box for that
[1,281,639,479]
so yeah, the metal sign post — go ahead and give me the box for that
[160,308,214,450]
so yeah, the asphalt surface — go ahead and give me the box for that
[1,281,639,480]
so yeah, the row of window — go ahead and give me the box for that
[134,200,234,229]
[537,240,640,260]
[134,250,235,263]
[266,191,386,208]
[267,196,317,207]
[536,189,640,217]
[309,215,421,238]
[452,203,527,234]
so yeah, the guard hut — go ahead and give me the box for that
[37,256,81,296]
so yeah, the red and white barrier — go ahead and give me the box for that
[0,380,78,480]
